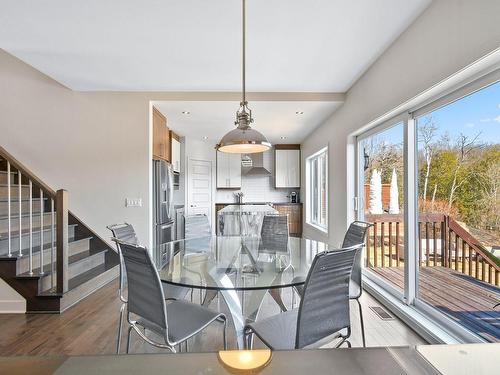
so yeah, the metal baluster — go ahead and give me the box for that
[7,162,12,257]
[29,180,33,275]
[39,189,44,274]
[18,171,22,257]
[51,198,55,290]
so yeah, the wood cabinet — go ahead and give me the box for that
[216,152,241,188]
[275,145,300,188]
[274,203,302,237]
[170,131,181,173]
[153,107,170,162]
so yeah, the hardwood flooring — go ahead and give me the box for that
[0,280,425,356]
[371,266,500,342]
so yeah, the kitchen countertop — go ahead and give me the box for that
[218,204,278,214]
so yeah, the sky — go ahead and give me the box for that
[362,80,500,147]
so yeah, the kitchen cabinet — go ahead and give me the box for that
[216,152,241,188]
[170,131,181,173]
[275,145,300,188]
[274,203,302,237]
[153,107,171,162]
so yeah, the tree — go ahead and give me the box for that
[447,133,483,211]
[418,117,437,201]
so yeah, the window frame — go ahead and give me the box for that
[306,146,329,233]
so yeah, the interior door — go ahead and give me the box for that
[187,158,213,228]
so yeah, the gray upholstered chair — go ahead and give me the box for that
[107,223,191,354]
[259,214,289,252]
[292,221,372,347]
[116,239,227,353]
[244,244,362,350]
[184,214,211,239]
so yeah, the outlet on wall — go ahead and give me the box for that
[125,198,142,207]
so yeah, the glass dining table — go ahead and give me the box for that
[154,235,330,348]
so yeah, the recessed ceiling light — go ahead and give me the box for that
[280,136,287,140]
[295,111,304,115]
[203,136,209,140]
[182,111,190,115]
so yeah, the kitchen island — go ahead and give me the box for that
[217,204,278,236]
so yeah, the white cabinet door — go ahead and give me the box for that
[275,149,300,188]
[288,149,300,187]
[216,152,229,188]
[171,138,181,173]
[275,149,288,188]
[228,153,241,188]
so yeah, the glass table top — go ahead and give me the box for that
[155,235,331,291]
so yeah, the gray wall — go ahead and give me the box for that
[301,0,500,244]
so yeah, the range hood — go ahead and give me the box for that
[243,152,271,176]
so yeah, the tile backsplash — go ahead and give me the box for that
[215,150,300,203]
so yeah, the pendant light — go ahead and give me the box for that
[216,0,271,154]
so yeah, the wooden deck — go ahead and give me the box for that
[371,266,500,342]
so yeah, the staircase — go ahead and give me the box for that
[0,147,119,312]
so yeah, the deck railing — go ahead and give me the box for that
[0,146,69,293]
[364,213,500,287]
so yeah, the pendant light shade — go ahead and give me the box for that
[216,0,271,154]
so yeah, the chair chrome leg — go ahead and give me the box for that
[222,317,227,350]
[117,303,125,354]
[190,288,194,303]
[356,298,366,347]
[126,326,133,354]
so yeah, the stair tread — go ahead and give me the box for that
[0,197,49,202]
[67,264,109,290]
[0,235,89,258]
[0,211,53,220]
[0,223,78,239]
[15,247,106,278]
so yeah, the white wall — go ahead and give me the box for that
[215,149,296,204]
[301,0,500,244]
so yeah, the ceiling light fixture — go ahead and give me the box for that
[182,111,190,115]
[280,136,287,140]
[295,111,304,115]
[203,136,209,140]
[216,0,271,154]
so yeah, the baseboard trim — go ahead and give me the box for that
[0,299,26,313]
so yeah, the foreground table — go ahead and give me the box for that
[2,344,499,374]
[155,235,329,348]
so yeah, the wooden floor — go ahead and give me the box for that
[0,280,425,355]
[371,266,500,342]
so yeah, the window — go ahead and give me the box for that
[306,147,328,231]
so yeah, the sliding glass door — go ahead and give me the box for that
[356,71,500,342]
[357,121,406,294]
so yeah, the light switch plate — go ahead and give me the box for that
[125,198,142,207]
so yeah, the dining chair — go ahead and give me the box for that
[115,239,227,353]
[243,244,362,350]
[291,221,372,347]
[184,214,211,239]
[259,214,289,251]
[107,223,191,354]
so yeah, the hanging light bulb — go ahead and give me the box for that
[216,0,271,154]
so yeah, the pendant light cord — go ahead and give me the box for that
[242,0,246,105]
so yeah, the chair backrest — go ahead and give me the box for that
[117,240,168,333]
[107,223,139,302]
[295,244,361,349]
[259,214,289,252]
[341,221,372,298]
[184,214,211,239]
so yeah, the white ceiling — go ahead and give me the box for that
[154,101,342,144]
[0,0,431,92]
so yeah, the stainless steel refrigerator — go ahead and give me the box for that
[153,160,175,253]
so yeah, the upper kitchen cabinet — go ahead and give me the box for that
[275,145,301,188]
[153,107,171,162]
[170,131,181,173]
[217,152,241,188]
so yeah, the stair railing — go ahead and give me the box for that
[0,146,69,293]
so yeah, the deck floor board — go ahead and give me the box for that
[371,266,500,342]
